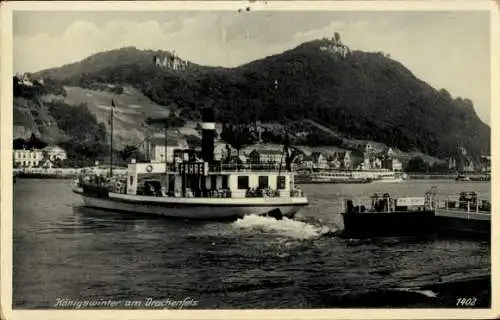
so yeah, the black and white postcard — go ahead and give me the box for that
[1,1,498,319]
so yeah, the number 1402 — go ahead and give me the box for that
[456,297,477,307]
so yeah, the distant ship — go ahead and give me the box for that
[455,174,471,182]
[371,172,407,183]
[295,168,405,184]
[73,107,308,220]
[455,174,490,182]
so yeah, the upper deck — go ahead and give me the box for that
[118,160,302,198]
[141,161,297,175]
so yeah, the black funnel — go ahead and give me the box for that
[201,107,215,163]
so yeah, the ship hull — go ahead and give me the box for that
[371,178,404,183]
[296,178,372,184]
[341,210,436,239]
[294,174,372,184]
[73,187,307,220]
[435,209,490,241]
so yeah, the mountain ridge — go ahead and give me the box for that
[22,37,490,162]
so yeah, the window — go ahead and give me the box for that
[277,176,286,190]
[211,175,217,189]
[237,176,249,189]
[258,176,269,189]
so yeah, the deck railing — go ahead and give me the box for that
[208,163,295,172]
[436,198,491,217]
[338,196,433,214]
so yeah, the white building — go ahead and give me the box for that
[42,145,67,162]
[13,148,43,168]
[214,141,236,161]
[146,133,189,163]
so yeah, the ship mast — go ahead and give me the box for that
[109,99,115,177]
[275,79,292,175]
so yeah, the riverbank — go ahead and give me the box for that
[407,174,490,181]
[14,168,127,179]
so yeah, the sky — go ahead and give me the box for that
[13,10,491,124]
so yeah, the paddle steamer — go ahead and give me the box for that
[73,107,308,220]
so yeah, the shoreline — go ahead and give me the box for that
[13,168,489,182]
[14,167,127,180]
[14,175,490,181]
[407,174,490,181]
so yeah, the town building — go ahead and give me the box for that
[42,145,67,162]
[145,133,189,163]
[332,151,352,169]
[301,155,315,168]
[13,148,43,168]
[327,156,341,169]
[480,155,491,172]
[247,148,285,164]
[383,158,403,171]
[213,141,236,161]
[16,73,33,87]
[360,155,383,170]
[311,152,328,169]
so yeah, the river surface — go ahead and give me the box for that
[13,179,491,309]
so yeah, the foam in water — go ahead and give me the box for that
[393,288,438,298]
[232,214,334,240]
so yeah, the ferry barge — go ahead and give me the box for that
[434,191,491,241]
[73,107,308,220]
[340,193,436,239]
[340,188,490,241]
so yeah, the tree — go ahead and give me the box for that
[119,145,139,162]
[53,158,63,168]
[429,161,449,173]
[220,124,255,159]
[25,133,47,149]
[405,156,429,173]
[13,138,27,149]
[186,135,201,148]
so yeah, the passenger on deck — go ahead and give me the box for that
[346,200,354,213]
[371,193,379,210]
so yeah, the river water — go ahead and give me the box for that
[13,179,490,309]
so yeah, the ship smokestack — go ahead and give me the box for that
[201,107,215,163]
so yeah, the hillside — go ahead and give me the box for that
[29,38,490,161]
[14,82,172,148]
[54,85,171,147]
[32,46,210,80]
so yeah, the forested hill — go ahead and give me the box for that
[31,37,490,160]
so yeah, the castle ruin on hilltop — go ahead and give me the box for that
[153,51,188,71]
[319,32,351,60]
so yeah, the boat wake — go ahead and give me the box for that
[390,287,438,298]
[232,215,336,240]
